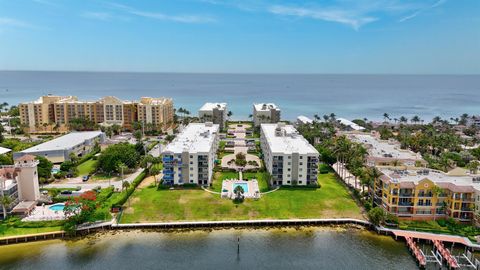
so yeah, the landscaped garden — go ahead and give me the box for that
[120,171,363,223]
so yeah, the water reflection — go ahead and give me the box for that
[0,228,417,270]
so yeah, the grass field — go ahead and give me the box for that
[120,172,363,223]
[0,226,63,238]
[76,159,97,176]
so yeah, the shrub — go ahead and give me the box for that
[367,207,385,226]
[111,170,146,207]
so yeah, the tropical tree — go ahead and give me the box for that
[0,193,12,219]
[233,185,245,203]
[122,180,130,192]
[467,160,480,174]
[383,113,390,123]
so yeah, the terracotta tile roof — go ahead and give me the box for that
[15,154,37,162]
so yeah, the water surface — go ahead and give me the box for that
[0,228,418,270]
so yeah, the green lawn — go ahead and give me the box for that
[76,159,97,176]
[0,226,62,238]
[120,172,363,223]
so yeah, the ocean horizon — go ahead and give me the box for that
[1,71,479,122]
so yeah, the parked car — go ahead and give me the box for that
[60,190,73,195]
[82,175,90,182]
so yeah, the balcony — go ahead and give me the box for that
[418,193,433,198]
[399,193,413,197]
[398,201,413,206]
[162,157,174,163]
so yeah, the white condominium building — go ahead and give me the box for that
[346,131,426,168]
[198,102,228,129]
[253,103,281,127]
[162,123,220,186]
[260,123,319,186]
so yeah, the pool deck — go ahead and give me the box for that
[221,179,260,199]
[22,204,66,221]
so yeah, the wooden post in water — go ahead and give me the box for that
[237,237,240,255]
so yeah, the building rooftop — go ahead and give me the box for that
[139,97,172,105]
[163,123,219,154]
[199,102,227,111]
[379,167,480,192]
[261,123,318,155]
[347,133,423,161]
[254,103,279,112]
[337,118,365,131]
[0,146,11,155]
[297,115,313,125]
[19,131,104,153]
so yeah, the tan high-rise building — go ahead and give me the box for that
[137,97,174,128]
[19,95,174,133]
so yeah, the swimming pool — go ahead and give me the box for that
[49,203,65,211]
[232,183,249,193]
[51,168,60,174]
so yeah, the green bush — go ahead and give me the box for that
[52,196,70,203]
[111,170,146,207]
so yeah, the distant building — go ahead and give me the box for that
[14,131,105,163]
[137,97,175,128]
[336,118,365,131]
[253,103,281,127]
[260,123,319,186]
[0,155,40,218]
[375,167,480,222]
[198,102,228,129]
[296,115,313,125]
[19,95,174,133]
[346,131,426,168]
[467,115,480,128]
[162,123,220,186]
[0,146,11,155]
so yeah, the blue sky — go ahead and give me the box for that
[0,0,479,73]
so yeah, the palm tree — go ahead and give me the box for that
[122,180,130,192]
[411,115,420,125]
[399,116,408,124]
[248,114,253,122]
[383,113,390,123]
[0,191,12,219]
[227,111,233,119]
[233,185,244,202]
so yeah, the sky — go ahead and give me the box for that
[0,0,479,74]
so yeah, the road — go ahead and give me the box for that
[44,168,144,190]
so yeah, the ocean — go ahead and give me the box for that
[0,71,479,121]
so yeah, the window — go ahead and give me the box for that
[299,174,303,177]
[287,181,291,184]
[299,162,303,165]
[300,156,303,159]
[288,156,291,159]
[190,174,193,177]
[299,181,303,184]
[190,168,193,171]
[190,155,193,158]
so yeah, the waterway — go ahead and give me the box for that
[0,227,419,270]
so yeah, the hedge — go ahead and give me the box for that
[111,170,146,207]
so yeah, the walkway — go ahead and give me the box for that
[221,123,261,171]
[332,162,361,191]
[389,229,476,247]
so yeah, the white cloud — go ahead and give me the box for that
[399,0,448,22]
[268,5,377,30]
[0,17,32,28]
[82,12,114,21]
[109,2,216,24]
